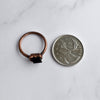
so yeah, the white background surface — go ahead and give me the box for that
[0,0,100,100]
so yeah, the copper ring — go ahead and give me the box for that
[19,31,47,63]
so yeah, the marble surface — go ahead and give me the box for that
[0,0,100,100]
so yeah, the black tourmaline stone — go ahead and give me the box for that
[30,57,42,63]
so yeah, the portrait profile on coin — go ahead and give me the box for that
[52,35,84,66]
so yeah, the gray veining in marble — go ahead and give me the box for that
[0,0,100,100]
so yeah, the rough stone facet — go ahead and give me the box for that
[30,56,42,63]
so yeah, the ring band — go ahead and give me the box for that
[19,31,47,63]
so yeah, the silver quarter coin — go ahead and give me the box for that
[52,35,84,66]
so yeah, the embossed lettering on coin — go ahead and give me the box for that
[52,35,84,66]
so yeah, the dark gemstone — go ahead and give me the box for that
[30,57,42,63]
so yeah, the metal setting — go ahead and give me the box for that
[19,31,47,63]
